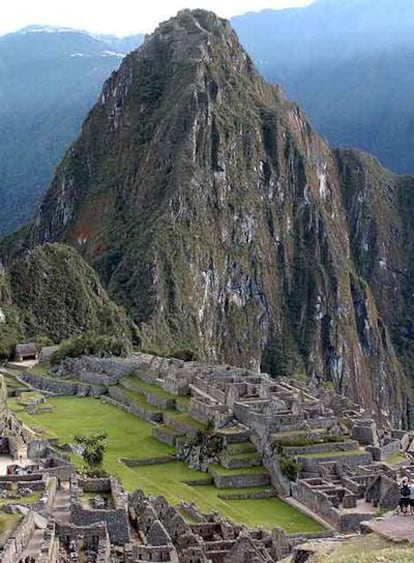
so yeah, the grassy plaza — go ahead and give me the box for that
[9,395,323,532]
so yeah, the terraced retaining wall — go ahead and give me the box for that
[120,378,178,409]
[298,451,373,469]
[121,456,175,467]
[19,372,105,397]
[366,440,400,462]
[219,453,261,469]
[209,468,271,488]
[282,440,360,456]
[163,414,202,437]
[218,489,276,500]
[151,425,182,446]
[108,387,163,423]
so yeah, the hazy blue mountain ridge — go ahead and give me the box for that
[232,0,414,174]
[0,27,143,234]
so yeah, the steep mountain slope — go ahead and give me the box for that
[0,26,143,235]
[336,149,414,377]
[232,0,414,174]
[23,9,412,425]
[0,243,131,356]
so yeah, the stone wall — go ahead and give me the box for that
[163,414,201,437]
[351,420,378,446]
[0,375,8,414]
[366,440,400,462]
[0,511,34,563]
[71,477,130,544]
[132,544,176,562]
[108,386,163,422]
[189,397,232,426]
[79,477,112,493]
[35,521,56,563]
[57,522,111,562]
[41,456,75,481]
[121,377,176,409]
[121,455,175,467]
[218,489,276,500]
[292,480,373,532]
[365,474,400,509]
[0,473,43,482]
[152,426,182,446]
[298,451,372,469]
[392,430,411,451]
[19,372,105,397]
[192,377,226,404]
[209,467,270,488]
[282,440,360,456]
[71,500,130,544]
[219,453,261,469]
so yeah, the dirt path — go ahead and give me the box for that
[366,512,414,543]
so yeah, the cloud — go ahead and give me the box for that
[0,0,313,37]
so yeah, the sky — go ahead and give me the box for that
[0,0,313,37]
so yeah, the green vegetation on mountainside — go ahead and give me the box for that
[2,243,132,348]
[2,10,412,424]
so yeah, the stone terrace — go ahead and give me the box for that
[7,354,414,539]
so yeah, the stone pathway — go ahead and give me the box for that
[366,513,414,543]
[51,483,71,524]
[19,527,45,561]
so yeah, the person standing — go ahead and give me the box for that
[409,477,414,515]
[399,477,411,515]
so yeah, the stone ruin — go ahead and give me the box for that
[2,352,414,560]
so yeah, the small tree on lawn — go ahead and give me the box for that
[74,432,108,476]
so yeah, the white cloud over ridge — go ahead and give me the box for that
[0,0,313,37]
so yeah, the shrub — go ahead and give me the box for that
[51,332,132,364]
[279,454,300,482]
[75,432,107,473]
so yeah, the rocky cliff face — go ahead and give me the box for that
[336,149,414,382]
[24,10,413,425]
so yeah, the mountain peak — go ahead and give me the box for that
[24,8,409,425]
[137,9,236,65]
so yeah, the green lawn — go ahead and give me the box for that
[9,396,323,532]
[385,451,406,466]
[122,376,177,401]
[116,387,164,413]
[226,442,257,454]
[209,464,267,476]
[2,374,28,395]
[299,450,364,459]
[0,491,42,507]
[167,412,207,431]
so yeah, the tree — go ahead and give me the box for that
[74,432,107,475]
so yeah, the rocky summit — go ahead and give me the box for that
[5,9,414,426]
